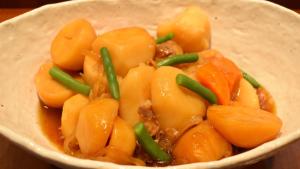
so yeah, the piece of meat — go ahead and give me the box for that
[136,100,179,165]
[134,141,171,166]
[138,100,160,136]
[89,73,108,100]
[155,40,183,59]
[257,87,276,113]
[155,129,175,153]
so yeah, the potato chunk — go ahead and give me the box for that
[83,51,103,87]
[207,105,282,148]
[35,62,74,108]
[82,50,109,99]
[108,117,136,155]
[120,64,155,126]
[236,78,260,109]
[92,27,155,76]
[75,98,118,155]
[151,66,206,131]
[51,19,96,70]
[173,121,232,164]
[157,6,211,52]
[61,94,89,138]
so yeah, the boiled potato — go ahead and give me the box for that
[83,51,103,86]
[157,6,211,52]
[207,105,282,148]
[120,64,155,126]
[75,98,118,155]
[51,19,96,70]
[151,66,206,131]
[61,94,89,138]
[173,121,232,164]
[108,117,136,155]
[235,78,260,109]
[92,27,155,76]
[83,51,111,99]
[35,62,74,108]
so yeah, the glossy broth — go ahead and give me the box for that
[39,104,64,151]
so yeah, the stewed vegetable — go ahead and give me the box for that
[134,123,171,162]
[242,71,261,88]
[92,27,155,76]
[176,74,217,104]
[49,66,91,96]
[35,62,74,108]
[100,47,120,100]
[156,53,199,67]
[157,6,211,52]
[155,32,175,44]
[51,19,96,71]
[36,6,281,167]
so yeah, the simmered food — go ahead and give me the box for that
[51,19,96,71]
[75,98,118,155]
[36,6,281,166]
[173,121,232,163]
[157,6,211,52]
[151,66,206,131]
[35,62,75,108]
[120,64,155,127]
[207,105,282,148]
[92,27,155,77]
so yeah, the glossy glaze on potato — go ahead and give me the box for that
[35,62,74,108]
[120,64,155,126]
[92,27,155,76]
[75,98,118,155]
[61,94,89,138]
[151,66,206,131]
[173,121,232,163]
[51,19,96,71]
[207,105,282,148]
[157,6,211,52]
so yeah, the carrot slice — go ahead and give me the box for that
[205,56,242,95]
[196,63,230,105]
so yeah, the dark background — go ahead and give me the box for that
[0,0,299,8]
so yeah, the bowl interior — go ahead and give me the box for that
[0,0,300,168]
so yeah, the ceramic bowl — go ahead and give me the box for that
[0,0,300,168]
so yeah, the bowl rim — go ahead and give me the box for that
[0,0,300,168]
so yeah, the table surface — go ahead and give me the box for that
[0,7,300,169]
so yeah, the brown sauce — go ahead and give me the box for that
[38,103,64,151]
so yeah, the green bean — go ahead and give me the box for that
[242,71,261,88]
[134,123,171,162]
[100,47,120,100]
[176,74,217,104]
[157,53,199,67]
[155,32,174,44]
[49,66,91,96]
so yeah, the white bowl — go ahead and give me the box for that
[0,0,299,168]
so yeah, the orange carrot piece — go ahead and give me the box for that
[206,56,242,95]
[196,63,230,105]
